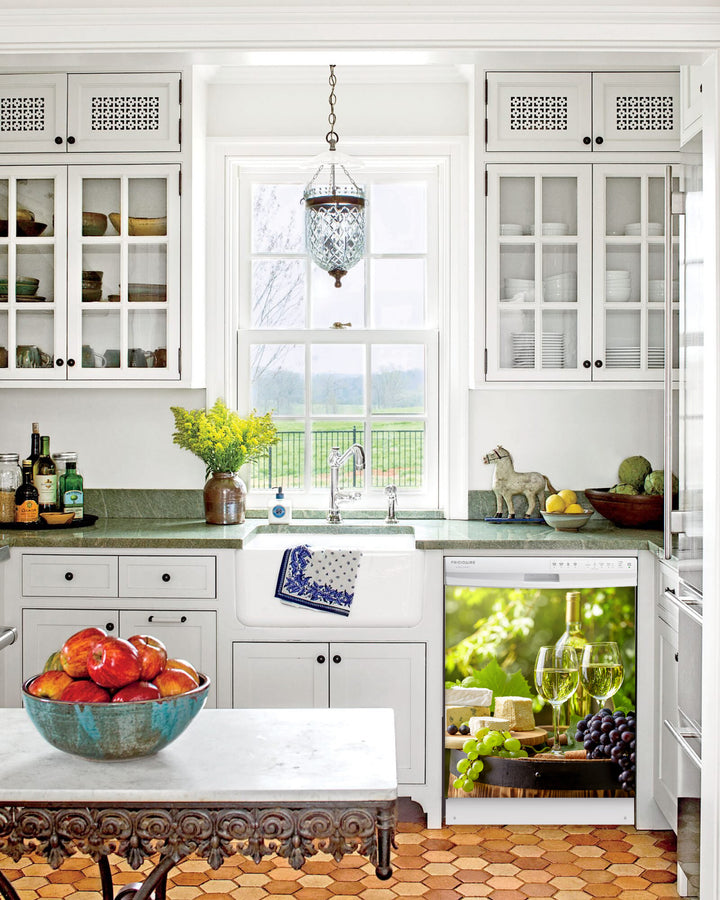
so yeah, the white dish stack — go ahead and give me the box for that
[542,272,576,302]
[499,223,525,236]
[606,346,641,368]
[502,277,535,301]
[648,279,680,302]
[511,332,566,368]
[625,222,663,236]
[605,269,632,302]
[542,222,570,236]
[648,347,665,368]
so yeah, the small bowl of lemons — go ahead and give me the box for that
[540,489,594,532]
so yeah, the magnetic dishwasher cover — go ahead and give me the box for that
[444,556,637,825]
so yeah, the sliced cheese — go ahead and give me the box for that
[494,696,535,732]
[445,687,493,708]
[446,705,491,728]
[469,716,511,735]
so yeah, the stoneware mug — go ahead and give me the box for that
[103,348,120,368]
[128,348,154,368]
[153,347,167,368]
[16,345,40,368]
[0,346,7,368]
[82,344,106,368]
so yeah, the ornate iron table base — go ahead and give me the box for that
[0,801,396,900]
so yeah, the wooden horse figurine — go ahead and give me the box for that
[482,445,557,518]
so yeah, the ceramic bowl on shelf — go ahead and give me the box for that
[109,213,167,236]
[0,276,39,297]
[82,212,108,236]
[17,221,47,237]
[22,673,211,760]
[540,509,594,532]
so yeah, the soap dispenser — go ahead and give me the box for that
[268,485,292,523]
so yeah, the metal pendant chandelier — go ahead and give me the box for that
[303,65,366,288]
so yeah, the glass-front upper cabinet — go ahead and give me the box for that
[486,165,593,381]
[592,165,679,382]
[0,167,67,381]
[67,165,180,380]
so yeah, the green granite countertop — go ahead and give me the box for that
[0,517,664,553]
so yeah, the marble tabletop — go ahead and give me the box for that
[0,707,398,803]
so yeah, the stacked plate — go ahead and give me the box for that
[648,279,680,302]
[605,269,631,302]
[542,222,569,235]
[542,271,576,302]
[625,222,663,236]
[511,332,565,368]
[503,277,534,302]
[648,347,665,368]
[606,346,641,368]
[500,223,525,236]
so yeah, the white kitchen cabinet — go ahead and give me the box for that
[0,163,181,381]
[22,553,118,597]
[654,567,680,829]
[679,65,703,146]
[22,607,217,706]
[232,640,426,784]
[486,163,679,382]
[486,71,680,152]
[0,73,181,154]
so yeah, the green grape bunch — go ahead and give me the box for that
[451,727,529,793]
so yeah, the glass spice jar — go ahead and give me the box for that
[0,452,21,523]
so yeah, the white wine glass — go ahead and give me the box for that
[580,642,624,705]
[535,645,579,754]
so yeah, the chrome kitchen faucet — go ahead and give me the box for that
[327,444,365,523]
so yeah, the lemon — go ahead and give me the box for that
[565,503,584,514]
[558,489,577,506]
[545,494,566,513]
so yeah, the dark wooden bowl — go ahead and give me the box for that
[584,488,671,528]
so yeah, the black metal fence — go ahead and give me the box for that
[251,428,424,490]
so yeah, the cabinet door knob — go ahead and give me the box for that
[674,652,679,662]
[595,136,604,145]
[316,655,326,664]
[161,573,171,582]
[583,359,591,369]
[332,654,342,664]
[583,136,592,145]
[54,136,63,145]
[64,571,74,581]
[67,135,76,145]
[67,358,75,367]
[56,358,64,367]
[594,359,604,368]
[106,622,115,631]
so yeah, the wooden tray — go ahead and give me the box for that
[445,727,548,749]
[1,514,98,531]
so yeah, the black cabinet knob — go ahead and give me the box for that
[594,359,604,368]
[64,572,74,581]
[67,358,75,367]
[54,136,63,145]
[316,655,326,664]
[67,136,76,145]
[595,136,604,145]
[332,654,342,664]
[583,136,592,145]
[161,573,171,582]
[56,358,64,367]
[583,360,591,369]
[674,652,679,662]
[106,622,115,631]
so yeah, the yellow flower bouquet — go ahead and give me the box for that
[170,398,279,477]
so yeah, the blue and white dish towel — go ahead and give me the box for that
[275,545,362,616]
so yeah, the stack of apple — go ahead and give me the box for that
[26,627,201,703]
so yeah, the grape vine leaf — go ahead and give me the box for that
[458,657,533,711]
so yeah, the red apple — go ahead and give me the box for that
[165,658,200,685]
[153,667,199,697]
[42,649,64,672]
[112,680,162,702]
[59,680,111,703]
[27,670,74,699]
[127,634,167,681]
[87,636,142,689]
[60,627,107,678]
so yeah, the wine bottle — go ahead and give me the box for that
[28,422,41,476]
[15,460,39,525]
[33,436,57,513]
[61,461,84,520]
[554,590,591,723]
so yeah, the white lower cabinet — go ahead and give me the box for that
[232,641,426,784]
[654,570,680,829]
[22,607,217,707]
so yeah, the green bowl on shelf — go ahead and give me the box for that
[0,276,39,297]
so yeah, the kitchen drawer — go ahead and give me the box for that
[118,556,216,599]
[22,554,118,597]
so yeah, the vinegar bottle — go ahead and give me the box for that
[554,590,591,724]
[15,460,39,525]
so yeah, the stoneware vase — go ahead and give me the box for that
[203,471,247,525]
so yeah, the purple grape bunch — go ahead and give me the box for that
[575,708,636,792]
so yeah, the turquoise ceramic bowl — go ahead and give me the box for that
[22,674,210,760]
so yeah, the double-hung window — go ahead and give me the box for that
[233,157,442,510]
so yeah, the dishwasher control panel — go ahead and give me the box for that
[444,555,637,587]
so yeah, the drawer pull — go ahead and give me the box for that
[333,654,342,664]
[147,615,187,624]
[316,655,326,664]
[162,573,171,583]
[64,572,74,581]
[106,622,115,631]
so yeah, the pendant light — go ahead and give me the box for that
[303,65,366,288]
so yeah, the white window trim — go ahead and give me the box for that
[205,136,469,517]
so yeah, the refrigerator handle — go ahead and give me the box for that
[664,166,679,560]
